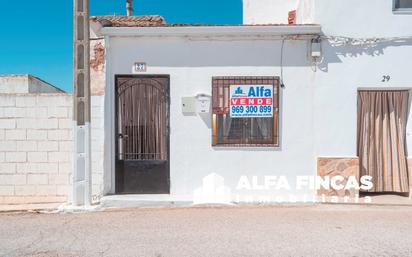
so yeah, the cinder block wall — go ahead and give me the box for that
[0,94,104,204]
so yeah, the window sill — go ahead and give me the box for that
[212,144,280,149]
[393,8,412,14]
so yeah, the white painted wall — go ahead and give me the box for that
[312,0,412,37]
[106,36,316,200]
[244,0,412,36]
[243,0,299,24]
[311,0,412,158]
[313,42,412,158]
[102,0,412,202]
[243,0,412,160]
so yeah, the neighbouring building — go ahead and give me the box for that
[1,0,412,207]
[0,75,65,94]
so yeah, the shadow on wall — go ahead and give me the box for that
[318,38,412,72]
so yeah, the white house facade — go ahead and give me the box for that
[1,0,412,207]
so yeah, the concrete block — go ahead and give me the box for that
[16,163,32,173]
[16,141,37,152]
[0,141,16,151]
[48,152,70,162]
[59,141,73,152]
[5,152,26,162]
[36,163,58,173]
[49,173,70,185]
[0,196,66,204]
[38,119,59,129]
[0,186,14,196]
[37,96,72,107]
[28,174,48,185]
[16,163,58,174]
[0,174,26,185]
[0,163,16,174]
[0,196,22,204]
[3,108,26,118]
[48,107,68,118]
[48,130,70,141]
[27,130,48,140]
[27,152,48,162]
[38,141,59,151]
[0,129,4,140]
[5,129,26,140]
[0,152,4,162]
[25,107,48,118]
[57,185,70,196]
[58,119,72,129]
[16,119,34,129]
[36,185,56,196]
[0,119,16,129]
[16,96,36,107]
[58,163,72,173]
[15,185,36,196]
[17,118,58,129]
[0,96,16,107]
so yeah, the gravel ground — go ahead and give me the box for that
[0,205,412,257]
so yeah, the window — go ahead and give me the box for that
[212,77,279,147]
[394,0,412,12]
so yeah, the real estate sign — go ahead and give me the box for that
[230,85,274,118]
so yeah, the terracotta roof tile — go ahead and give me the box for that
[91,15,166,27]
[91,16,317,28]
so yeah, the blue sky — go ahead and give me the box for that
[0,0,242,92]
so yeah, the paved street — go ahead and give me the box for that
[1,205,412,257]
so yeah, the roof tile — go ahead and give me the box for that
[91,15,166,27]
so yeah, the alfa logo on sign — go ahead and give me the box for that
[230,85,274,118]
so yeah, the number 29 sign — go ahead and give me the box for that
[230,85,274,118]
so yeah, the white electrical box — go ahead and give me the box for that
[182,97,196,114]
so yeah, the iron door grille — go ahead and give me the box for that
[116,77,168,161]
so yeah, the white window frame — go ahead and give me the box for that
[393,0,412,14]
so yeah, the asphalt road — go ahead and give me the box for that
[0,205,412,257]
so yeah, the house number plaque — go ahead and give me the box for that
[134,62,147,72]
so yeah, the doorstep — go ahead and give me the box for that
[101,194,412,209]
[100,194,193,209]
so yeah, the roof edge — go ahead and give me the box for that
[99,25,322,38]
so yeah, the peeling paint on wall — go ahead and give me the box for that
[90,40,106,96]
[91,42,105,72]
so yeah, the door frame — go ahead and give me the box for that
[105,74,171,195]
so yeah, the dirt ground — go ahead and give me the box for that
[1,205,412,257]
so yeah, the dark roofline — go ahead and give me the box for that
[91,15,166,27]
